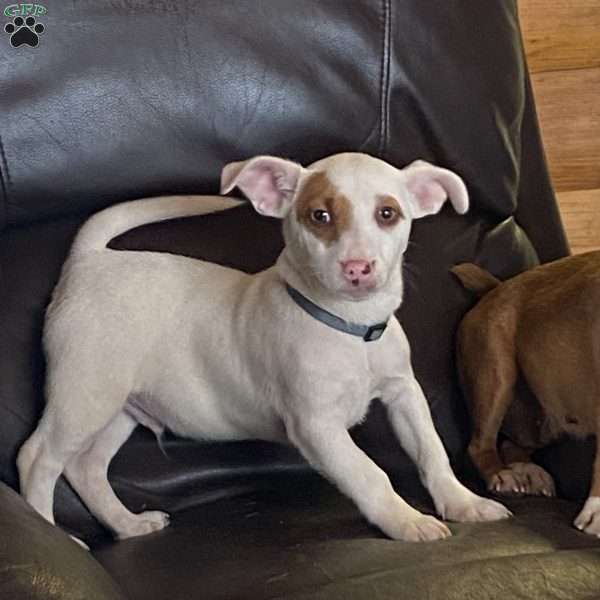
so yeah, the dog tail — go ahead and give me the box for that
[71,195,243,255]
[451,263,501,297]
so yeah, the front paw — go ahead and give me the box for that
[114,510,171,540]
[384,512,452,542]
[574,497,600,536]
[442,493,512,523]
[374,499,452,542]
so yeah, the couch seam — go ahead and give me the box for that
[378,0,391,158]
[0,133,10,229]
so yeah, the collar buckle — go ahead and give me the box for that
[363,322,387,342]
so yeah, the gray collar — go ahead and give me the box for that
[285,284,389,342]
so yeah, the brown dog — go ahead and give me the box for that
[452,251,600,536]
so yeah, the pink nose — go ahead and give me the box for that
[341,259,376,285]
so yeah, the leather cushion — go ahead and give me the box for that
[93,475,600,600]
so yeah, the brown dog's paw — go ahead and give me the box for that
[488,462,555,497]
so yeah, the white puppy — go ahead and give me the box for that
[18,153,509,542]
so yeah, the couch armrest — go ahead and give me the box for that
[0,482,125,600]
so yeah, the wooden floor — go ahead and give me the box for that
[518,0,600,254]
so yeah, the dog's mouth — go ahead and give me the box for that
[339,280,379,300]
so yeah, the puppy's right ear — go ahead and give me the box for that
[220,156,304,218]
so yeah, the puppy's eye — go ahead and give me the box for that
[311,209,331,224]
[378,207,396,221]
[375,197,402,227]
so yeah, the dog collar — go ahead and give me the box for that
[285,284,389,342]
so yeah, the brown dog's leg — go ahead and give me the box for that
[468,403,512,492]
[500,439,531,463]
[465,371,555,495]
[459,302,555,496]
[464,360,516,487]
[459,320,517,491]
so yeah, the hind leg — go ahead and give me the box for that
[18,413,114,525]
[65,411,170,539]
[18,361,129,526]
[458,325,517,490]
[17,430,57,522]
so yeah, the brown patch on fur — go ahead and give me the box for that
[295,172,352,245]
[375,195,403,228]
[455,252,600,493]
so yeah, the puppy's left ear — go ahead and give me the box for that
[402,160,469,218]
[220,156,304,218]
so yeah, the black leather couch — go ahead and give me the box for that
[2,2,600,598]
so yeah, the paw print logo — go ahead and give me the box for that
[4,16,44,47]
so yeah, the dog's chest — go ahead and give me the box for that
[340,381,378,429]
[293,339,411,435]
